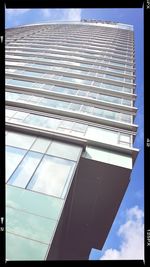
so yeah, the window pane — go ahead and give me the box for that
[93,108,104,117]
[30,137,51,153]
[120,134,130,143]
[72,123,87,133]
[59,120,74,129]
[6,92,20,101]
[46,141,82,161]
[122,99,132,106]
[6,184,64,220]
[69,103,81,111]
[43,84,54,91]
[6,132,36,149]
[23,70,42,78]
[120,114,131,123]
[81,105,93,114]
[30,96,42,103]
[52,86,66,93]
[13,111,29,120]
[77,90,88,97]
[6,109,17,118]
[6,232,48,261]
[17,94,31,101]
[8,79,35,88]
[88,92,97,99]
[6,206,56,245]
[27,155,75,198]
[24,114,60,129]
[124,87,132,93]
[64,87,76,95]
[6,146,27,182]
[40,98,69,109]
[8,151,43,188]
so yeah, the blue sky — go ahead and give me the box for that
[5,8,144,260]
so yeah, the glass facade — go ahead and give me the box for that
[6,91,132,123]
[6,131,82,260]
[6,78,132,106]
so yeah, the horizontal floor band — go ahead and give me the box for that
[6,122,139,162]
[6,100,138,132]
[6,85,137,115]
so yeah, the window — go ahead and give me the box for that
[30,96,42,103]
[52,86,66,94]
[72,123,87,133]
[122,99,132,106]
[97,94,120,104]
[17,94,32,101]
[23,70,43,78]
[46,117,61,129]
[69,103,81,112]
[77,90,88,97]
[88,92,98,99]
[81,105,93,114]
[24,114,60,130]
[6,146,27,182]
[43,84,54,91]
[46,141,82,161]
[6,92,20,101]
[30,137,51,153]
[59,120,74,129]
[6,79,35,88]
[8,151,43,188]
[6,109,17,118]
[40,98,69,110]
[93,108,104,117]
[27,155,75,198]
[120,114,132,123]
[6,132,35,150]
[13,111,29,120]
[64,87,76,95]
[119,133,131,145]
[123,87,132,93]
[105,74,124,82]
[101,82,123,92]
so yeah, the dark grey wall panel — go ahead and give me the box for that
[47,156,130,260]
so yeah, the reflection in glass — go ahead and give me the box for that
[24,114,60,129]
[30,138,51,153]
[6,132,35,150]
[6,146,26,182]
[27,155,75,198]
[46,141,82,161]
[8,151,43,188]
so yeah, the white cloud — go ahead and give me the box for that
[40,9,52,19]
[40,9,82,21]
[5,9,31,16]
[5,9,82,27]
[61,9,82,21]
[100,206,144,260]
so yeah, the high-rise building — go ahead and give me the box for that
[5,20,138,260]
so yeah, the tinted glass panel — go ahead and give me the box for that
[27,155,75,198]
[6,146,26,182]
[8,151,43,188]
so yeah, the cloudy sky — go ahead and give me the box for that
[5,8,144,261]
